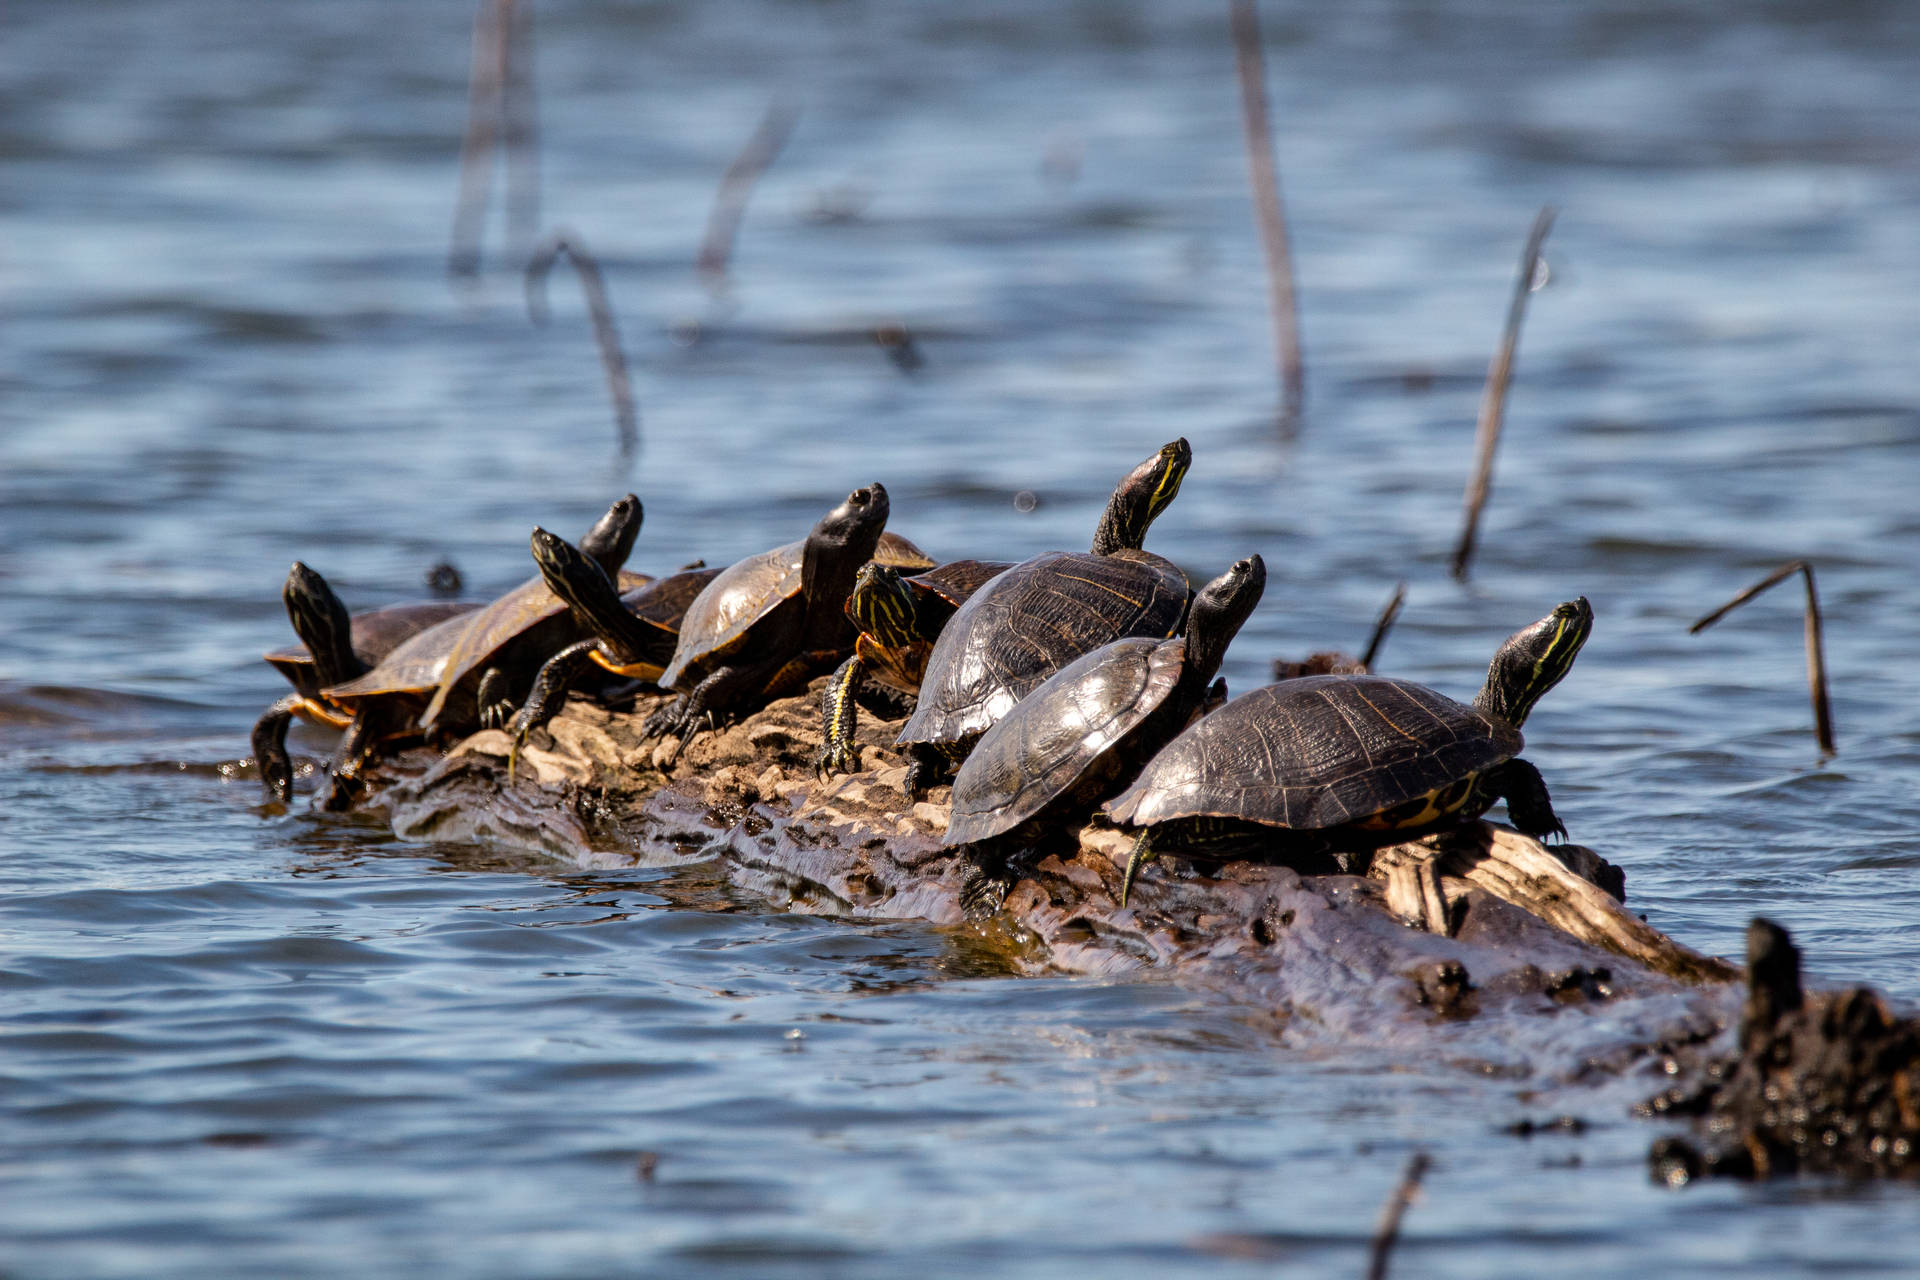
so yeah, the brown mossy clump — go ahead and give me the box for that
[1645,918,1920,1183]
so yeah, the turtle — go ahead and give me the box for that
[251,561,477,802]
[315,494,647,808]
[499,527,726,759]
[894,438,1194,797]
[641,483,894,752]
[815,557,1015,777]
[942,553,1266,852]
[1105,596,1594,906]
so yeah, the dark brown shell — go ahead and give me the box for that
[264,601,476,696]
[874,531,936,572]
[329,571,650,712]
[657,541,805,690]
[625,566,723,632]
[1103,675,1521,833]
[660,534,939,691]
[944,635,1186,846]
[907,559,1014,608]
[897,548,1189,748]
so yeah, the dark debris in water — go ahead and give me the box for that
[1643,917,1920,1183]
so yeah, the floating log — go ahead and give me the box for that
[362,681,1743,1072]
[352,683,1920,1175]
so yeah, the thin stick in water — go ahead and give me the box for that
[527,230,639,455]
[1229,0,1305,430]
[1366,1151,1432,1280]
[1449,205,1556,581]
[697,103,800,299]
[449,0,511,280]
[1359,581,1408,671]
[1689,559,1835,755]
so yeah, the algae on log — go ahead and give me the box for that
[360,684,1743,1075]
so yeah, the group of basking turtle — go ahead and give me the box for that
[254,439,1593,904]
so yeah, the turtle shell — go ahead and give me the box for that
[848,559,1016,695]
[410,570,655,727]
[585,567,727,680]
[659,533,939,692]
[328,571,650,710]
[624,566,723,632]
[874,531,936,572]
[264,600,477,697]
[907,558,1012,607]
[1103,675,1522,834]
[897,548,1189,749]
[944,635,1188,847]
[657,541,806,690]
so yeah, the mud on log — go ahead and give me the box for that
[362,681,1747,1073]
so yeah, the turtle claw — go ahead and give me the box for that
[642,698,685,741]
[505,711,535,784]
[816,742,860,779]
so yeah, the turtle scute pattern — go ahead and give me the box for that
[901,547,1188,746]
[1105,676,1521,832]
[944,635,1186,845]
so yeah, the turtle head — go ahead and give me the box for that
[532,525,624,636]
[1091,438,1190,556]
[579,493,643,576]
[1473,596,1593,729]
[284,561,366,688]
[846,561,921,650]
[804,483,891,609]
[1183,554,1267,690]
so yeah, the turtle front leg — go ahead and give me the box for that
[816,653,868,777]
[507,640,600,779]
[320,709,384,812]
[651,658,784,760]
[1490,757,1566,843]
[902,741,960,800]
[251,694,303,802]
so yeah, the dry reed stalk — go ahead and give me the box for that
[501,0,541,256]
[697,103,800,298]
[1690,559,1835,755]
[1366,1151,1432,1280]
[1449,205,1556,581]
[527,230,639,455]
[1229,0,1304,430]
[449,0,541,278]
[1359,582,1408,671]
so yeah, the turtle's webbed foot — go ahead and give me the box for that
[319,770,362,812]
[957,851,1014,921]
[642,697,689,740]
[815,740,861,779]
[476,667,516,732]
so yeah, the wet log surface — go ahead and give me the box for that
[357,680,1920,1177]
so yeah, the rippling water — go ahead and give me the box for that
[6,0,1920,1273]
